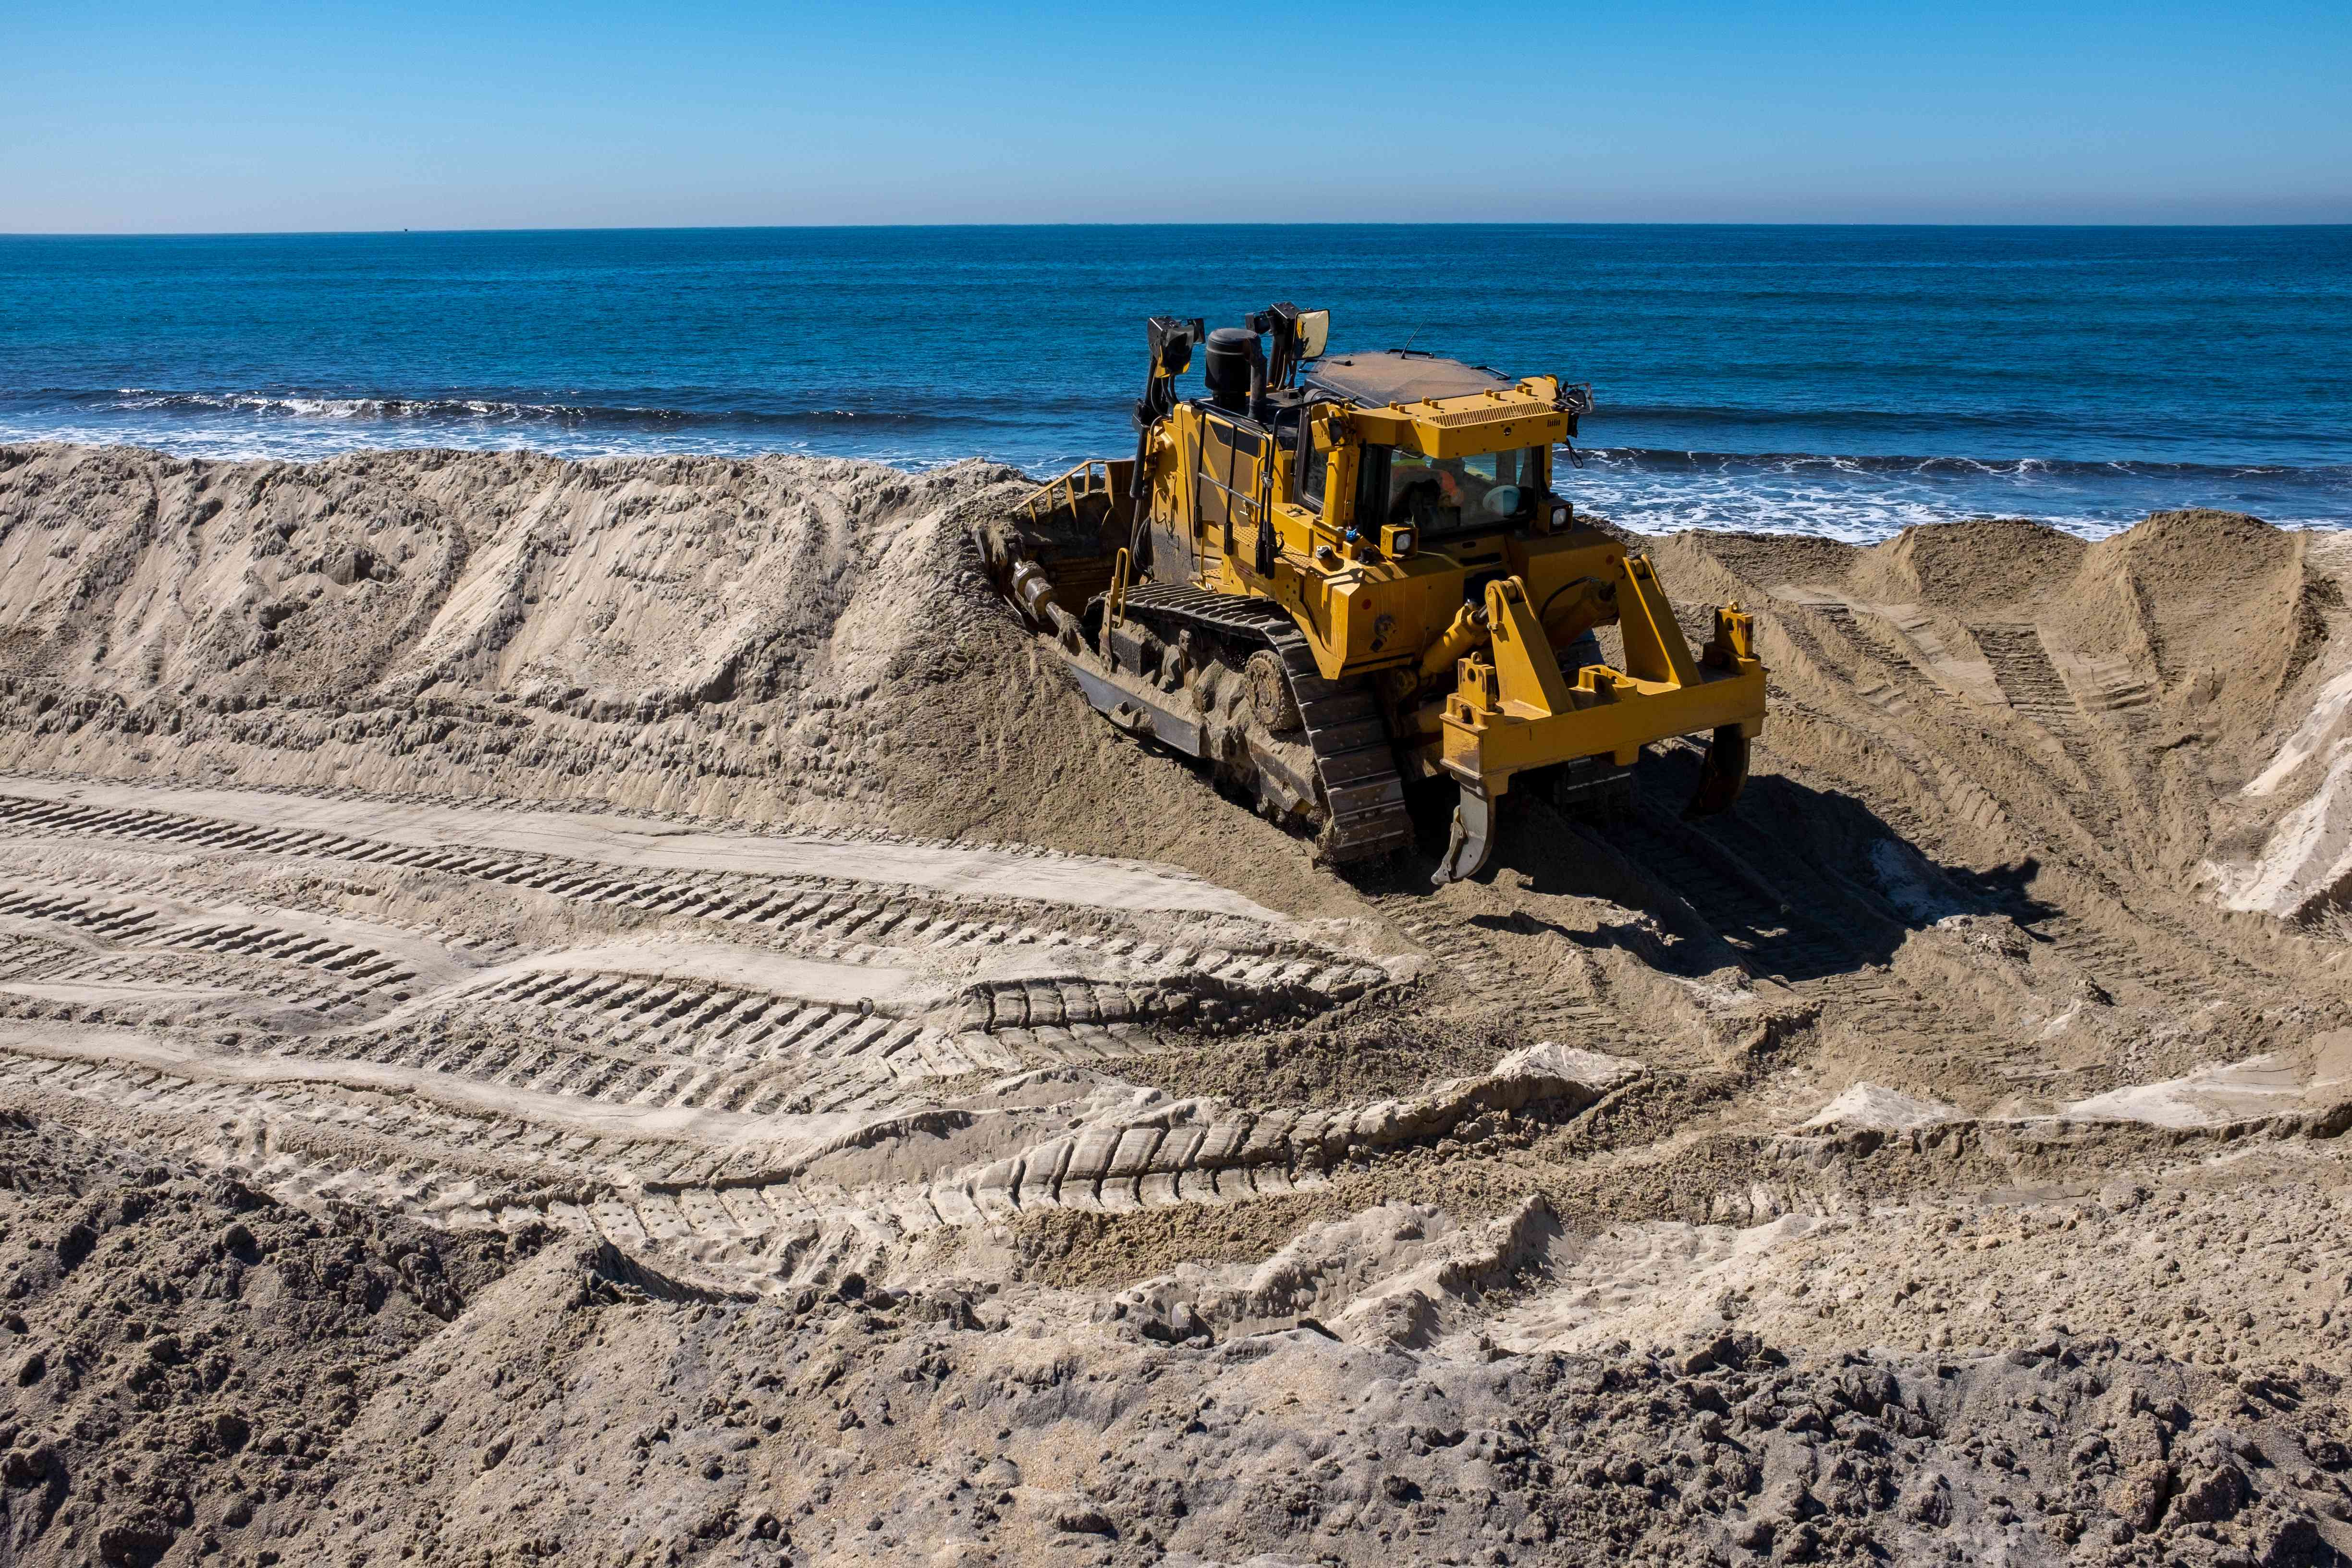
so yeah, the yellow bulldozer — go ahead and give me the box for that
[972,304,1766,884]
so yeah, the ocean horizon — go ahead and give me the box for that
[4,223,2347,542]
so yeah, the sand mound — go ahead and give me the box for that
[1659,508,2352,920]
[0,444,1027,804]
[0,442,1339,912]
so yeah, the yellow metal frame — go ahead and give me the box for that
[1021,459,1125,526]
[1348,376,1572,459]
[1438,555,1764,798]
[1106,546,1132,627]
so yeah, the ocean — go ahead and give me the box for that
[2,225,2346,542]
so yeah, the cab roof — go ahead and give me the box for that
[1301,350,1513,407]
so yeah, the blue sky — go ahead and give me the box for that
[5,1,2347,231]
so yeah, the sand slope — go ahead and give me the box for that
[0,442,1342,916]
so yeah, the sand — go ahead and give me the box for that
[0,441,2347,1566]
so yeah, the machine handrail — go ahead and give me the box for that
[1020,459,1121,523]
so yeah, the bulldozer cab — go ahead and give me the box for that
[1366,445,1548,537]
[1301,350,1565,538]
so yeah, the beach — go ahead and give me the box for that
[0,441,2345,1564]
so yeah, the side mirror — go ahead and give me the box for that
[1147,315,1205,378]
[1297,309,1330,360]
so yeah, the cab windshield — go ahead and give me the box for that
[1381,447,1544,535]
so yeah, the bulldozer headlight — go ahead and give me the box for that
[1382,524,1417,558]
[1551,505,1570,527]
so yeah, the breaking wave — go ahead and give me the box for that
[1570,447,2352,540]
[67,388,1101,431]
[2,389,2347,544]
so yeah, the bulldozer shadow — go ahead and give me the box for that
[1360,745,2053,987]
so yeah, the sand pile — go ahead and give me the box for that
[0,442,2349,1566]
[0,443,1331,908]
[1656,509,2351,912]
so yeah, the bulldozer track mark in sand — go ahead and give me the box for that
[1754,620,2209,992]
[1969,622,2125,826]
[1693,728,2274,1023]
[0,936,1643,1293]
[0,782,1388,989]
[1764,589,1967,714]
[0,871,495,1002]
[0,1086,795,1277]
[1615,808,1859,983]
[1786,599,1921,716]
[0,931,86,984]
[295,988,1000,1118]
[0,1001,955,1170]
[0,776,1282,919]
[1971,623,2082,728]
[0,812,1391,1072]
[935,1042,1644,1225]
[1383,901,1648,1050]
[0,1041,618,1188]
[1726,550,2326,1040]
[0,1041,959,1291]
[0,885,167,943]
[0,757,1424,1291]
[2049,646,2159,729]
[1766,584,2007,710]
[2028,913,2242,1007]
[516,1041,1667,1283]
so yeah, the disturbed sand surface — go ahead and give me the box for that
[0,441,2348,1566]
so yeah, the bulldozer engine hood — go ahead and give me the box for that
[1304,350,1573,459]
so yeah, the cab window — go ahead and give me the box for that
[1279,414,1327,512]
[1383,447,1543,535]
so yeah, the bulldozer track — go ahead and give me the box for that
[1777,605,2107,829]
[1968,623,2142,835]
[1748,613,2254,1011]
[0,871,497,1020]
[19,908,418,995]
[0,772,1415,1289]
[0,933,82,984]
[1795,600,1921,715]
[0,1012,1572,1291]
[0,1016,1614,1293]
[1118,584,1414,859]
[1381,903,1647,1050]
[0,1044,618,1189]
[2062,652,2158,729]
[0,780,1276,919]
[2029,914,2249,1007]
[294,984,996,1108]
[0,719,2304,1301]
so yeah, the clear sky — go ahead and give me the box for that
[6,0,2347,232]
